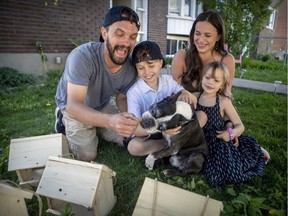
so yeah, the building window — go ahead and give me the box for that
[169,0,181,15]
[266,8,276,30]
[166,39,188,56]
[113,0,147,41]
[134,0,148,41]
[169,0,196,18]
[184,0,191,16]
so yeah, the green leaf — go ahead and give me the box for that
[227,187,237,196]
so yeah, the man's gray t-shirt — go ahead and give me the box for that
[55,42,138,110]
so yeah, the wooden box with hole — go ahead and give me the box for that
[8,134,70,187]
[36,156,117,216]
[133,177,223,216]
[0,182,34,216]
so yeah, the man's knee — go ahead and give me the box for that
[68,142,97,162]
[71,148,97,162]
[76,151,97,162]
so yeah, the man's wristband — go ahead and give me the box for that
[227,128,234,140]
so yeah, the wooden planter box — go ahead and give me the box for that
[133,177,223,216]
[36,156,117,216]
[0,182,34,216]
[8,134,70,186]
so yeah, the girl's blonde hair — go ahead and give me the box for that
[201,61,233,100]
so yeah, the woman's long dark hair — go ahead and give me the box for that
[182,11,227,90]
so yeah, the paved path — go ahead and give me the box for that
[160,68,287,95]
[233,78,287,95]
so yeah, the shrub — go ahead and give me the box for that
[242,58,282,70]
[0,67,36,90]
[258,53,275,62]
[165,57,173,65]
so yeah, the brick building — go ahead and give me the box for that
[1,0,284,75]
[0,0,202,75]
[257,0,287,59]
[0,0,166,75]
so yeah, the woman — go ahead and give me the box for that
[171,11,235,128]
[171,11,235,92]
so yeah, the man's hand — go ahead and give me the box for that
[109,112,139,137]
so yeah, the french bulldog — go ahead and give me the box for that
[141,91,208,177]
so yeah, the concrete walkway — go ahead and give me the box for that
[233,78,287,95]
[160,68,287,95]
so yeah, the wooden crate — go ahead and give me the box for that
[0,182,34,216]
[8,133,70,186]
[36,156,117,216]
[133,177,223,216]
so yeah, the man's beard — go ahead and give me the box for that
[106,38,131,65]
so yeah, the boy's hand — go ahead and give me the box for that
[178,90,197,109]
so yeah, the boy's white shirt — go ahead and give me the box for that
[127,74,183,119]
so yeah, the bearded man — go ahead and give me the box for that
[55,6,140,161]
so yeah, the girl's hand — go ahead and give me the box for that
[216,130,239,147]
[216,130,230,142]
[163,126,181,135]
[233,137,239,147]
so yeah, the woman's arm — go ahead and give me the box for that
[223,53,236,91]
[170,49,187,83]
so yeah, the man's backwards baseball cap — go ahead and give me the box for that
[132,41,166,68]
[104,6,140,30]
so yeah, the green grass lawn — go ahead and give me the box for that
[235,58,287,85]
[0,64,287,215]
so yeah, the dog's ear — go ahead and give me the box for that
[169,91,182,103]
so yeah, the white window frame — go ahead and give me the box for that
[168,0,196,19]
[169,0,181,16]
[266,7,277,30]
[166,35,189,56]
[133,0,148,41]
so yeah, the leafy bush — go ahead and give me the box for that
[0,67,36,90]
[165,57,173,65]
[242,58,283,71]
[258,53,275,62]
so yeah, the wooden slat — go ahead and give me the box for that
[133,178,223,216]
[0,183,32,216]
[36,156,115,209]
[8,134,69,171]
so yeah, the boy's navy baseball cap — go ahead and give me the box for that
[99,6,140,42]
[132,41,166,68]
[104,6,140,29]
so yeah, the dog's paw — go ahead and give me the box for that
[162,169,182,177]
[145,154,156,170]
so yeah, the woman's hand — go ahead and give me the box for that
[178,90,197,109]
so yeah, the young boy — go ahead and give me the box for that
[127,41,197,156]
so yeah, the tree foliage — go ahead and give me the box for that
[199,0,284,57]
